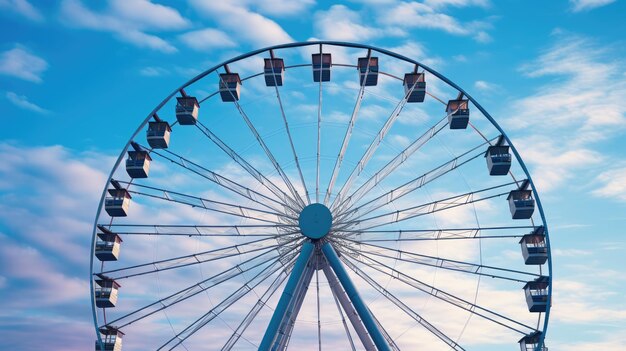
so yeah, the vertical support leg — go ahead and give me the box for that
[274,260,316,350]
[321,242,392,351]
[322,258,377,351]
[259,241,314,351]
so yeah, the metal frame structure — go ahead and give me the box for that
[91,41,552,351]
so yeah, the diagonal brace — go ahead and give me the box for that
[321,242,391,351]
[259,241,314,350]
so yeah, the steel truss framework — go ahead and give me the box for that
[91,41,552,351]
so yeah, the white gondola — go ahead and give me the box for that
[264,58,285,86]
[146,120,171,149]
[105,181,131,217]
[358,56,379,86]
[508,182,535,219]
[125,142,151,179]
[519,331,547,351]
[96,326,124,351]
[95,275,120,308]
[519,227,548,265]
[485,144,511,176]
[312,53,331,82]
[403,72,426,102]
[446,98,470,129]
[523,276,549,312]
[175,96,199,125]
[219,73,242,102]
[95,226,122,262]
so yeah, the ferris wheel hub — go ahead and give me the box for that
[298,203,332,239]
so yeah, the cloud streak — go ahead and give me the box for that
[189,0,294,47]
[0,0,43,21]
[570,0,617,12]
[60,0,190,53]
[5,92,50,114]
[0,46,48,83]
[505,34,626,192]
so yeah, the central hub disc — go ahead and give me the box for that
[298,203,332,240]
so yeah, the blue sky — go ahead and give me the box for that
[1,0,626,350]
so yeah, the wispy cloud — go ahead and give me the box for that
[592,166,626,202]
[375,1,494,43]
[505,34,626,192]
[0,0,43,21]
[0,46,48,83]
[247,0,315,17]
[179,28,237,51]
[139,66,169,77]
[60,0,190,53]
[314,5,399,42]
[5,92,50,114]
[474,80,499,92]
[570,0,616,12]
[424,0,490,8]
[189,0,294,47]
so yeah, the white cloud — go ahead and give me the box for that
[249,0,315,17]
[570,0,616,12]
[377,1,493,42]
[0,46,48,83]
[593,166,626,202]
[505,35,626,192]
[424,0,490,8]
[179,28,237,51]
[5,92,50,114]
[453,54,467,62]
[473,80,499,92]
[0,0,43,21]
[189,0,294,47]
[60,0,190,53]
[552,279,626,324]
[473,30,492,43]
[381,2,468,34]
[0,144,113,262]
[139,66,169,77]
[314,5,384,41]
[109,0,189,29]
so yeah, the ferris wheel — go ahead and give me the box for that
[91,41,551,351]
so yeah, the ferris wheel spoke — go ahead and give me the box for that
[334,181,520,231]
[337,238,539,282]
[345,246,535,334]
[324,50,373,206]
[99,236,299,280]
[195,120,302,211]
[337,225,537,242]
[220,257,293,351]
[334,137,495,223]
[330,78,422,212]
[340,254,466,351]
[103,223,296,237]
[106,244,298,330]
[268,53,311,205]
[116,180,296,225]
[143,145,297,216]
[333,116,449,216]
[157,252,299,350]
[219,72,306,208]
[315,45,323,204]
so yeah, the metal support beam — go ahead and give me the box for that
[274,258,316,350]
[322,257,376,351]
[259,241,314,351]
[320,242,391,351]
